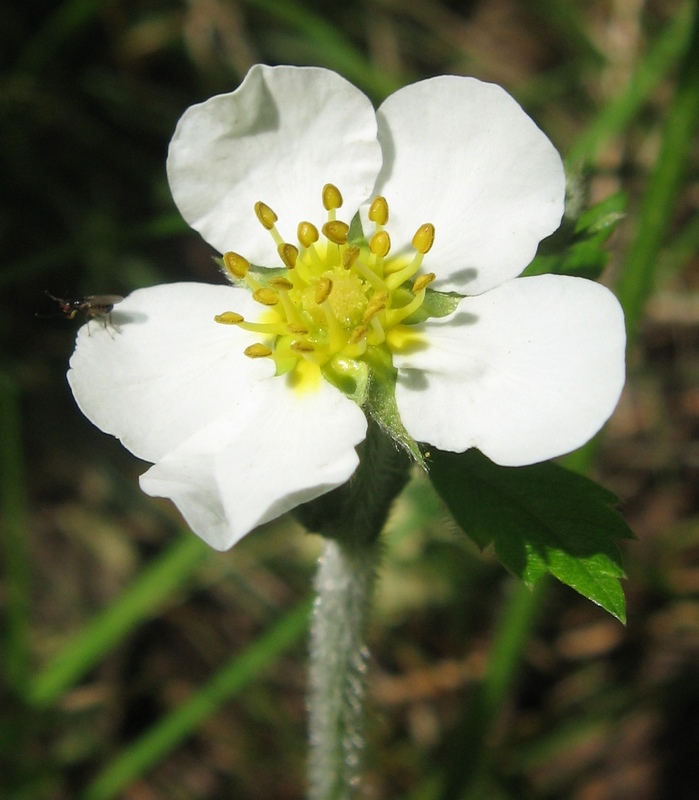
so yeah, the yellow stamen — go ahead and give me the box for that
[348,324,368,344]
[215,186,438,397]
[386,289,425,326]
[412,223,435,254]
[363,291,387,322]
[298,221,319,248]
[368,196,388,226]
[322,220,349,245]
[214,311,244,325]
[342,246,360,270]
[315,277,333,305]
[291,341,316,353]
[223,252,250,280]
[244,343,272,358]
[369,231,391,259]
[269,276,294,291]
[412,272,436,293]
[253,288,279,306]
[278,243,299,270]
[255,201,278,230]
[322,183,343,211]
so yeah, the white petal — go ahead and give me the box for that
[393,275,626,466]
[140,380,367,550]
[68,282,275,463]
[365,76,565,295]
[68,281,367,549]
[167,65,383,262]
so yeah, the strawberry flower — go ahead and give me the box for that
[68,65,625,550]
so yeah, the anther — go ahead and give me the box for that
[369,231,391,258]
[223,252,250,279]
[278,243,299,270]
[291,341,316,353]
[269,276,294,290]
[348,325,369,344]
[315,277,333,305]
[368,196,389,226]
[342,245,360,270]
[255,201,278,230]
[287,323,309,335]
[412,272,436,293]
[322,220,349,245]
[244,343,272,359]
[322,184,343,211]
[363,291,387,321]
[214,311,244,325]
[412,223,435,254]
[298,222,319,248]
[252,287,279,306]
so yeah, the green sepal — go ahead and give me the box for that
[363,344,426,468]
[321,356,369,406]
[428,449,632,622]
[348,213,367,247]
[400,287,461,325]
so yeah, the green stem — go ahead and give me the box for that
[307,538,379,800]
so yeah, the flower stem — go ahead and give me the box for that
[307,537,378,800]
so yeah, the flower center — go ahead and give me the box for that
[215,184,435,399]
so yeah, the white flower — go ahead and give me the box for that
[68,65,626,551]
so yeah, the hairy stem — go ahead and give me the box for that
[307,538,378,800]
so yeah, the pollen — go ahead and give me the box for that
[215,187,436,397]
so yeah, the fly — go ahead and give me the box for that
[45,292,124,335]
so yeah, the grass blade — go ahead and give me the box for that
[616,1,699,341]
[81,597,311,800]
[27,533,210,707]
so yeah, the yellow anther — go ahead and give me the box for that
[214,311,244,325]
[223,251,250,279]
[255,201,278,230]
[368,196,389,225]
[322,184,343,211]
[315,277,333,305]
[252,287,279,306]
[412,272,436,293]
[412,223,435,254]
[298,221,319,248]
[291,341,316,353]
[322,220,350,245]
[363,292,387,321]
[342,245,360,270]
[369,230,391,258]
[278,243,299,270]
[244,343,272,359]
[348,325,368,344]
[269,276,294,290]
[222,186,436,383]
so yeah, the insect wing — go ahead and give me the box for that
[84,294,124,307]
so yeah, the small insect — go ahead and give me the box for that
[46,292,124,335]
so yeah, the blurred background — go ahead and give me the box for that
[2,0,699,798]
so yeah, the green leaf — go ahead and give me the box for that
[524,191,626,280]
[428,449,632,622]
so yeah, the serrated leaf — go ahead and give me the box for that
[524,191,626,280]
[428,449,632,621]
